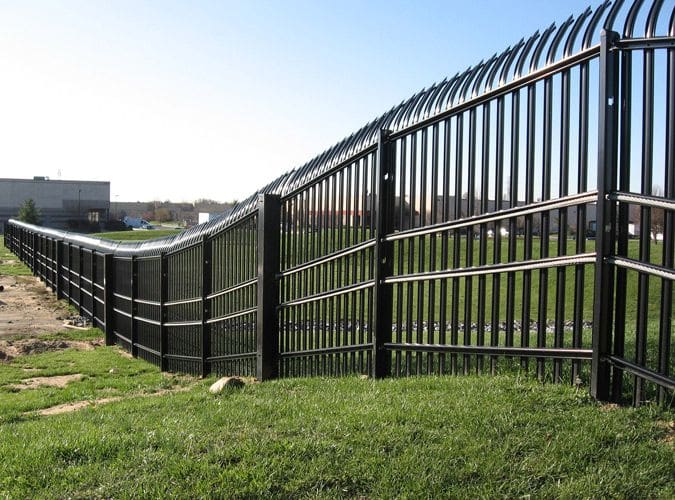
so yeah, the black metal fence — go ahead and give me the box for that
[4,0,674,406]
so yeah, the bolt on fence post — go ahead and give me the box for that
[372,129,395,379]
[256,193,281,381]
[103,253,115,346]
[159,252,168,371]
[201,235,212,378]
[591,30,620,402]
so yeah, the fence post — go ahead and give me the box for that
[159,252,168,371]
[201,235,212,377]
[256,193,281,381]
[103,253,115,346]
[591,30,620,401]
[372,129,395,378]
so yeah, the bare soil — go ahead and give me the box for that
[9,373,84,390]
[0,338,104,363]
[0,274,72,338]
[36,397,122,416]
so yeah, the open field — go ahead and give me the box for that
[94,229,181,241]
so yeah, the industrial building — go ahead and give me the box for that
[0,177,110,233]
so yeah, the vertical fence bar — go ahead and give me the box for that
[658,26,675,403]
[31,232,37,275]
[160,251,168,371]
[612,44,633,400]
[104,253,115,346]
[66,242,72,302]
[201,235,212,377]
[373,129,395,379]
[257,194,281,381]
[78,246,84,316]
[91,250,98,324]
[591,30,619,401]
[56,240,64,300]
[131,255,138,357]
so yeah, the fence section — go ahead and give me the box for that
[3,0,674,405]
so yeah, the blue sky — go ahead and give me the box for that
[0,1,612,202]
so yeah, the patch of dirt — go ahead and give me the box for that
[0,338,104,363]
[37,397,122,416]
[0,275,72,338]
[31,385,195,416]
[9,373,83,390]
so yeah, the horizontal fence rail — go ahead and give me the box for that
[3,0,674,405]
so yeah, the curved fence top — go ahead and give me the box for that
[8,0,673,255]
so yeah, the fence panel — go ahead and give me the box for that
[278,149,378,378]
[135,255,162,366]
[112,256,133,352]
[208,213,258,377]
[165,244,203,374]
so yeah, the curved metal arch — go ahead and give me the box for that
[410,83,439,124]
[364,112,391,147]
[529,23,557,73]
[645,0,665,37]
[485,46,513,91]
[377,101,404,135]
[289,156,318,193]
[498,38,525,85]
[351,117,378,152]
[582,0,612,48]
[624,0,647,38]
[389,95,418,131]
[470,52,499,97]
[547,16,575,65]
[603,0,626,32]
[435,69,470,114]
[396,89,427,130]
[670,3,675,35]
[402,88,430,128]
[458,61,485,102]
[422,77,449,119]
[565,7,593,57]
[514,31,541,79]
[333,133,357,167]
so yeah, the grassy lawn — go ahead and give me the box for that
[94,229,181,241]
[0,345,673,498]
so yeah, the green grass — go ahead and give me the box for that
[0,236,32,275]
[94,229,181,241]
[0,341,672,498]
